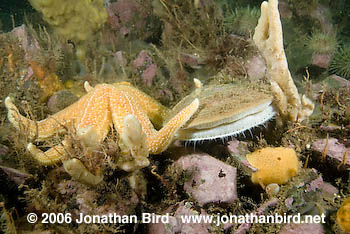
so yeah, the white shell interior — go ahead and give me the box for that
[176,104,275,142]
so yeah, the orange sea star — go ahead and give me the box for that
[5,82,199,165]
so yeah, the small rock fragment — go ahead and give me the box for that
[114,51,127,67]
[279,223,324,234]
[0,165,31,185]
[245,55,266,81]
[11,24,41,61]
[133,50,153,70]
[148,201,210,234]
[227,139,249,156]
[141,63,157,87]
[180,53,202,69]
[175,201,210,234]
[312,53,332,69]
[233,198,279,233]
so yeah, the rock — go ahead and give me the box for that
[227,139,249,156]
[175,201,210,234]
[175,153,237,206]
[245,54,266,81]
[320,182,338,196]
[106,0,150,38]
[114,51,127,67]
[148,201,210,234]
[11,24,40,61]
[180,53,202,69]
[279,0,293,19]
[132,50,158,86]
[233,198,279,233]
[227,140,257,175]
[306,174,338,198]
[306,175,324,192]
[285,197,294,209]
[279,223,324,234]
[312,138,350,167]
[0,165,31,185]
[24,65,34,81]
[312,53,332,69]
[319,124,342,132]
[47,90,78,114]
[133,50,153,70]
[312,75,350,99]
[158,88,174,102]
[328,74,350,87]
[0,144,9,156]
[148,216,180,234]
[142,63,157,87]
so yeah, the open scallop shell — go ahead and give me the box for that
[165,83,275,141]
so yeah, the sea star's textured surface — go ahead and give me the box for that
[6,82,199,164]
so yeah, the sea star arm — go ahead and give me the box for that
[148,98,199,154]
[75,84,112,146]
[5,96,80,141]
[114,82,169,128]
[26,85,113,165]
[84,81,93,92]
[27,140,70,165]
[109,86,199,154]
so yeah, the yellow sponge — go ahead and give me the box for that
[337,197,350,232]
[247,147,300,186]
[29,0,107,60]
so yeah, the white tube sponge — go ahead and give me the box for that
[253,0,314,122]
[117,114,150,172]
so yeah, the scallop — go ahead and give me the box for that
[165,83,275,142]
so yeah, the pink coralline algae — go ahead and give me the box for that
[245,54,266,81]
[312,138,350,166]
[106,0,149,37]
[233,198,279,233]
[133,50,157,87]
[11,25,41,60]
[312,53,332,69]
[133,50,153,69]
[180,53,202,69]
[279,223,324,234]
[148,201,210,234]
[113,51,127,67]
[305,174,338,195]
[175,153,237,206]
[227,139,249,156]
[141,63,157,87]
